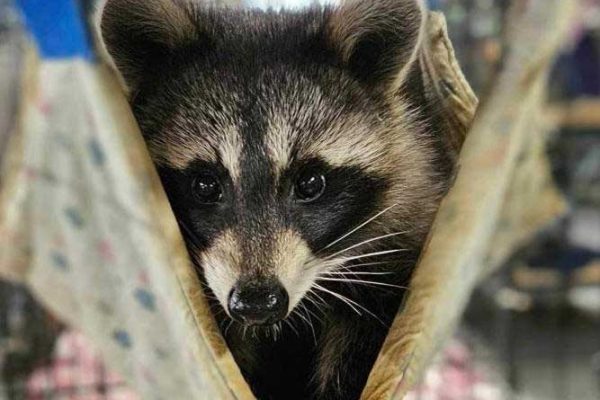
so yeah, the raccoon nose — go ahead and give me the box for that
[228,280,289,325]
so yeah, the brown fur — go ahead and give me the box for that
[99,1,455,398]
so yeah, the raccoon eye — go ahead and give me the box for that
[295,169,326,202]
[192,172,222,204]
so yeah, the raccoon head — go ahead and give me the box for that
[100,0,450,327]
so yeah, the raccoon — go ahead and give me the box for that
[99,0,456,398]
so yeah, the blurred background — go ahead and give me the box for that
[1,0,599,399]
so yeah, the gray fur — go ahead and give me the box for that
[99,1,455,399]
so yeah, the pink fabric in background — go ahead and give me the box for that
[26,332,504,400]
[26,332,139,400]
[406,339,503,400]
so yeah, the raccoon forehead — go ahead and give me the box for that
[144,65,428,179]
[265,99,426,175]
[265,112,380,171]
[147,123,242,179]
[139,70,245,174]
[255,68,429,174]
[147,101,427,182]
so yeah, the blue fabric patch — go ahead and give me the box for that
[113,330,133,349]
[64,207,85,228]
[51,252,69,270]
[134,288,157,312]
[88,138,106,166]
[16,0,93,60]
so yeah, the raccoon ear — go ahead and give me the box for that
[326,0,426,95]
[98,0,197,93]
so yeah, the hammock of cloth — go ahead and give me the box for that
[0,0,573,399]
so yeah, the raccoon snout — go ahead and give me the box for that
[228,279,289,326]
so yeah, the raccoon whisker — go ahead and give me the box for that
[322,249,409,267]
[327,263,398,282]
[212,307,227,316]
[305,290,329,313]
[223,319,235,338]
[325,271,395,276]
[201,292,219,301]
[316,277,409,290]
[300,301,324,324]
[331,263,369,278]
[319,203,400,252]
[312,283,362,316]
[321,231,410,261]
[301,305,320,345]
[283,319,300,337]
[218,316,227,329]
[292,306,317,344]
[337,261,391,269]
[318,261,392,282]
[330,261,389,276]
[302,299,326,327]
[313,283,385,325]
[197,281,223,305]
[293,306,311,327]
[198,283,219,299]
[298,304,323,345]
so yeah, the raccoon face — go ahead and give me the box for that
[100,0,448,326]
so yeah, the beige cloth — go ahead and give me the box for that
[0,56,253,399]
[363,2,572,399]
[0,2,571,399]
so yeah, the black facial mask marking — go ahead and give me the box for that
[158,161,234,252]
[158,157,388,261]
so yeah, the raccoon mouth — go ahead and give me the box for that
[238,318,284,328]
